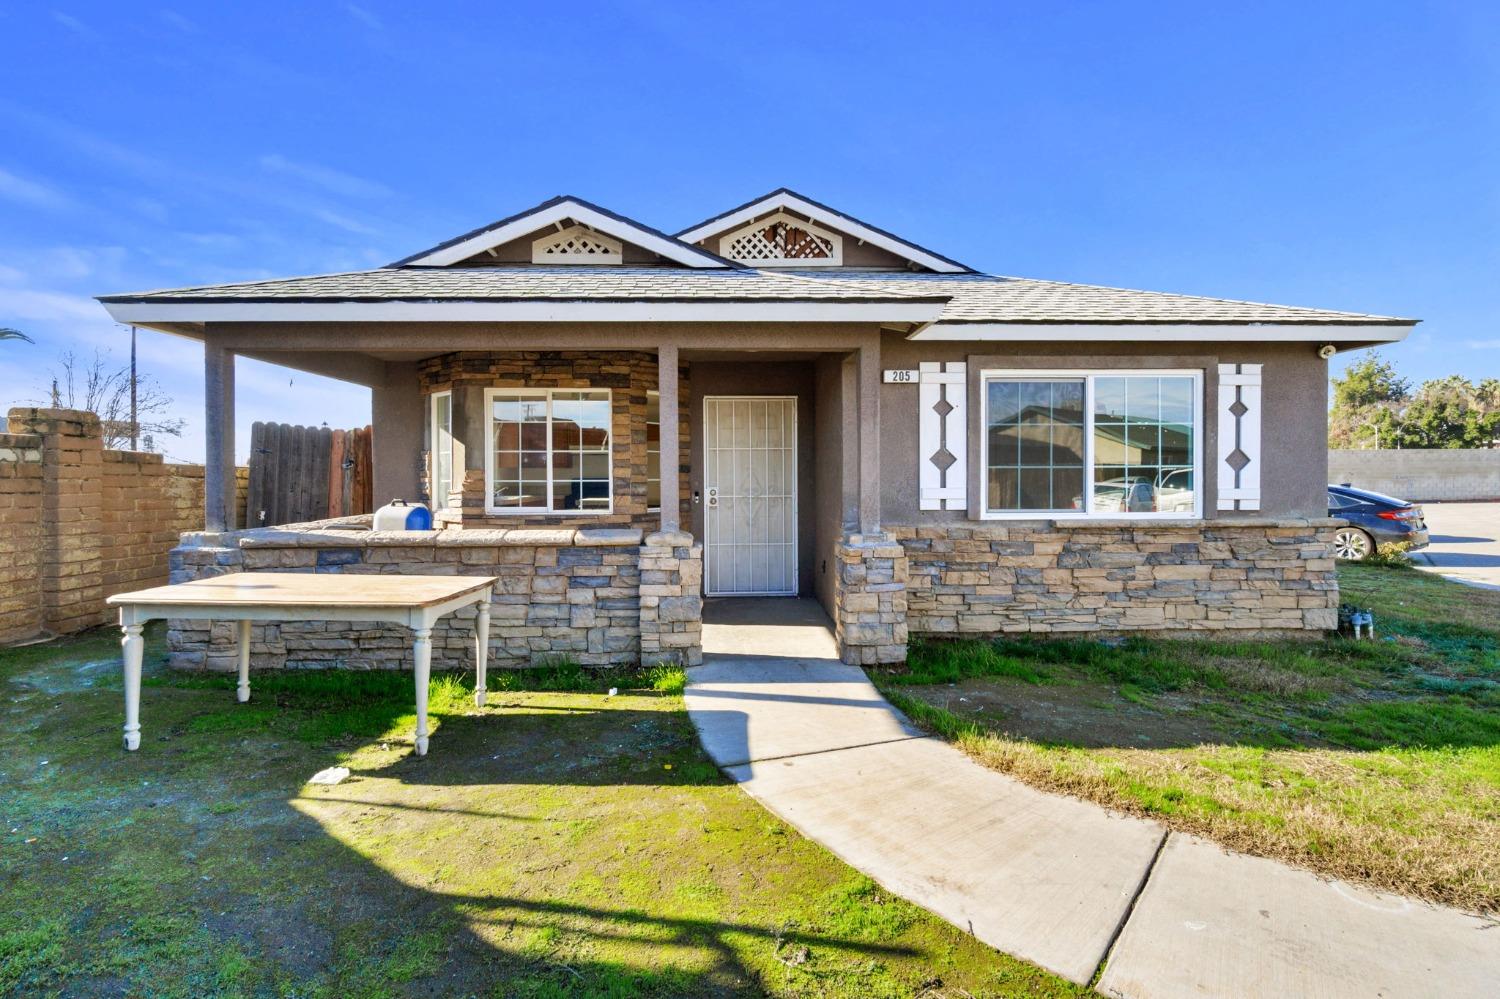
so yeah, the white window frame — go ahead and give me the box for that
[429,390,453,513]
[646,390,661,513]
[978,368,1203,521]
[483,387,614,516]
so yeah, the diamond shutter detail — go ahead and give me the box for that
[531,225,623,264]
[919,362,967,511]
[1217,363,1262,511]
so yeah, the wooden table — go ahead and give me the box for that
[106,574,496,755]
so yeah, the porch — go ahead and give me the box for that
[190,335,899,667]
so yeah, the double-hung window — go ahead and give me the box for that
[429,391,453,512]
[486,388,612,514]
[981,370,1201,518]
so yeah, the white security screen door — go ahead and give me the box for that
[704,396,798,596]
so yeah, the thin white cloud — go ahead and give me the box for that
[343,3,383,29]
[258,154,392,199]
[51,11,95,37]
[1,287,103,322]
[1462,339,1500,349]
[310,207,379,236]
[157,9,197,33]
[0,167,71,210]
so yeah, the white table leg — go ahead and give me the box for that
[121,621,144,751]
[236,619,251,703]
[474,595,490,708]
[413,626,432,756]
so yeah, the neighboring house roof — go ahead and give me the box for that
[676,188,976,274]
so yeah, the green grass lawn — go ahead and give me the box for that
[874,563,1500,915]
[0,628,1080,998]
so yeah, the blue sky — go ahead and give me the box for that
[1,1,1495,462]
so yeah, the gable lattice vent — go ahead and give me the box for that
[532,224,623,265]
[720,211,842,266]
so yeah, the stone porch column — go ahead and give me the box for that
[657,344,680,533]
[203,341,235,532]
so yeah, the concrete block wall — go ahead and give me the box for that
[1328,449,1500,502]
[0,431,45,644]
[0,407,247,645]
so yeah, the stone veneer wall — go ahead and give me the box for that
[833,533,909,665]
[890,518,1340,637]
[167,519,702,671]
[417,351,690,532]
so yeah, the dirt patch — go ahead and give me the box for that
[909,677,1242,749]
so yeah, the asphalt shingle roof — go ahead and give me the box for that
[99,266,1414,325]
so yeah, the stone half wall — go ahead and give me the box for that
[889,518,1340,638]
[167,519,702,672]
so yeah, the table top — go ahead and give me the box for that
[107,573,497,609]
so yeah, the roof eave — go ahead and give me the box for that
[907,321,1419,343]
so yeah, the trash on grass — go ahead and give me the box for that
[308,766,351,786]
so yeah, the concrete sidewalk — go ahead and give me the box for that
[685,620,1500,996]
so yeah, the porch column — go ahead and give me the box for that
[857,341,881,534]
[371,361,422,505]
[203,340,235,532]
[657,344,680,533]
[449,384,488,522]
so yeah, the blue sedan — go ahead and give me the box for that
[1327,484,1430,560]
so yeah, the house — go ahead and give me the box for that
[99,189,1416,669]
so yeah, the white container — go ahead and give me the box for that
[372,498,432,531]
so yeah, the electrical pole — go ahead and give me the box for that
[130,325,139,450]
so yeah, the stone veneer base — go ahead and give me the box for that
[167,517,702,672]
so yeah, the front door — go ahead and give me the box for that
[703,396,797,596]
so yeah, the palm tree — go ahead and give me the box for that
[0,327,34,343]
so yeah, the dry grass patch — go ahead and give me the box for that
[879,564,1500,914]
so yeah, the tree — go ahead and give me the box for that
[1,327,33,343]
[1329,351,1410,448]
[42,349,186,451]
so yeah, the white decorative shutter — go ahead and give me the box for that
[1217,363,1262,511]
[918,361,967,511]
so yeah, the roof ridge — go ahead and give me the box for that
[96,267,386,302]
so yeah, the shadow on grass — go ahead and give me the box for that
[4,625,1047,998]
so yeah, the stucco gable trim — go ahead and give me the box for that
[395,196,733,269]
[677,189,973,274]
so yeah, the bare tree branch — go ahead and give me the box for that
[38,349,186,451]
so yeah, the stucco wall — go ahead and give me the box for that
[878,335,1329,522]
[1328,449,1500,502]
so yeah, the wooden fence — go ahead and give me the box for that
[246,422,373,528]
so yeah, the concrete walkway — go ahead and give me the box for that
[1412,501,1500,590]
[686,599,1500,996]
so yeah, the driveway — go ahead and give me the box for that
[1412,501,1500,589]
[686,599,1500,997]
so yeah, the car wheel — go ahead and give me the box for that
[1332,527,1374,561]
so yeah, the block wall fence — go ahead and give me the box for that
[0,407,246,645]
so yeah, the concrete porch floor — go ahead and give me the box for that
[701,597,839,660]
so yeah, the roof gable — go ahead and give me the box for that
[677,188,974,274]
[393,195,735,269]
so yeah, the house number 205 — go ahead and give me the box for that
[883,369,918,384]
